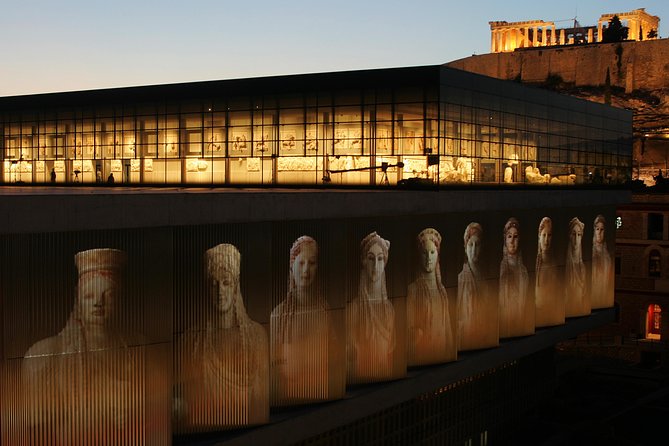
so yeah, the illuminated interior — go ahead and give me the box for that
[0,66,631,186]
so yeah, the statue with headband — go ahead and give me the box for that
[407,228,456,366]
[270,236,345,405]
[347,232,399,383]
[591,215,613,309]
[535,217,564,327]
[21,248,147,444]
[565,217,589,317]
[458,223,499,351]
[498,218,533,338]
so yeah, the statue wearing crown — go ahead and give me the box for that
[21,248,146,445]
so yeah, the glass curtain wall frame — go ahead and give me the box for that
[0,75,631,187]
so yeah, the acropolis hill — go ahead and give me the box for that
[447,38,669,129]
[447,8,669,184]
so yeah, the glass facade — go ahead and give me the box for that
[0,66,632,186]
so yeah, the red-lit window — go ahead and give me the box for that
[646,304,662,340]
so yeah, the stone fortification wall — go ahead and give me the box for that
[447,39,669,93]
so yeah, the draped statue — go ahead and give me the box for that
[347,232,397,383]
[271,236,345,405]
[176,243,269,432]
[407,228,456,366]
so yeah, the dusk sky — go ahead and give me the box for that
[2,1,667,96]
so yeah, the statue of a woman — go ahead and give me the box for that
[177,244,269,432]
[458,223,498,351]
[22,249,146,444]
[407,228,456,366]
[591,215,613,309]
[270,236,345,405]
[498,218,533,338]
[535,217,565,327]
[565,217,589,317]
[347,232,397,384]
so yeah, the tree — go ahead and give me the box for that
[602,15,629,43]
[647,29,658,39]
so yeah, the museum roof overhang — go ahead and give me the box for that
[0,65,442,112]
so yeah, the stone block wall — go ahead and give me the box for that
[447,39,669,93]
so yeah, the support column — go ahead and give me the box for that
[560,29,566,45]
[491,29,495,52]
[533,26,538,46]
[587,28,594,43]
[522,27,527,47]
[597,22,603,42]
[551,26,557,45]
[522,27,527,48]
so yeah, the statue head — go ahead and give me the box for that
[74,248,126,328]
[538,217,553,255]
[593,215,606,245]
[463,222,483,265]
[503,218,520,257]
[289,236,318,292]
[361,231,390,284]
[417,228,441,274]
[206,244,241,314]
[568,217,585,258]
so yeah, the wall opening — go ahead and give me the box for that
[645,304,662,340]
[648,213,663,240]
[648,250,661,278]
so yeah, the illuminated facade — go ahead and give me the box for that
[0,66,631,186]
[0,187,626,444]
[490,8,660,53]
[0,66,631,444]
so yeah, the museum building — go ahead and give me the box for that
[0,65,630,186]
[0,65,630,445]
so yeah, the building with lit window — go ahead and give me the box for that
[0,65,630,187]
[0,65,631,445]
[585,193,669,363]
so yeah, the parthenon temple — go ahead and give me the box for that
[490,8,660,53]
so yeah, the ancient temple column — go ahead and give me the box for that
[551,25,557,45]
[597,22,604,42]
[533,26,538,46]
[630,19,638,40]
[524,27,529,48]
[491,30,496,52]
[587,28,594,43]
[560,28,565,45]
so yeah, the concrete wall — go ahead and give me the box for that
[447,39,669,93]
[0,187,630,234]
